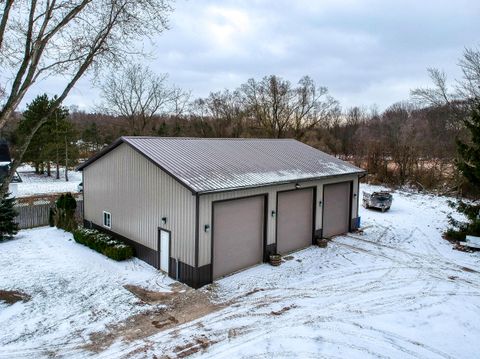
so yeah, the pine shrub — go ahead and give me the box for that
[72,227,134,261]
[0,194,19,241]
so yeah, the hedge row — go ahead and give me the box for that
[444,228,467,242]
[73,227,134,261]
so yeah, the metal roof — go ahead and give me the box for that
[78,137,365,194]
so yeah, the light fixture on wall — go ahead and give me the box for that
[295,183,300,189]
[271,210,276,218]
[204,224,210,232]
[161,217,167,225]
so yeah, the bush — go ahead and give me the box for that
[465,219,480,238]
[104,244,134,261]
[444,228,466,242]
[72,227,134,261]
[54,193,78,232]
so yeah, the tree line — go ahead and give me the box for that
[0,1,478,199]
[1,53,477,197]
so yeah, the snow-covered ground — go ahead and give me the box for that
[1,184,479,358]
[11,165,82,197]
[0,227,174,358]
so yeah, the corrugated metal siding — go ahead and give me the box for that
[198,174,359,266]
[83,143,196,266]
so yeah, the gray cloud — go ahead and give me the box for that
[22,0,480,111]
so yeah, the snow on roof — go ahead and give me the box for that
[78,137,365,193]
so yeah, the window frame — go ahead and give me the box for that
[103,211,112,229]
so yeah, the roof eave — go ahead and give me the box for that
[196,170,367,195]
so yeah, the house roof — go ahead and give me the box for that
[77,137,365,194]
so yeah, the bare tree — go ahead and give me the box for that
[382,102,417,185]
[99,64,189,135]
[411,68,454,107]
[411,46,480,125]
[240,76,293,138]
[240,75,338,139]
[290,76,339,140]
[189,89,246,137]
[336,106,368,159]
[0,0,172,195]
[458,46,480,100]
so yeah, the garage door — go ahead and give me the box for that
[323,182,351,238]
[277,188,314,254]
[212,196,264,279]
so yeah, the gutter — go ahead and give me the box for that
[196,170,367,196]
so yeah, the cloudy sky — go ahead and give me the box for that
[30,0,480,112]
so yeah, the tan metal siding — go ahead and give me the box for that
[83,143,196,266]
[198,174,360,266]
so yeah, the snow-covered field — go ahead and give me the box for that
[11,165,82,197]
[1,184,479,358]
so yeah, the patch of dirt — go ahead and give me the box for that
[283,255,294,261]
[0,289,31,304]
[244,288,266,297]
[83,286,223,353]
[453,242,477,253]
[461,266,478,273]
[174,335,217,358]
[124,284,177,303]
[271,304,296,316]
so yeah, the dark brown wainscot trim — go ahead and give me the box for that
[85,220,160,269]
[168,258,212,289]
[84,220,213,289]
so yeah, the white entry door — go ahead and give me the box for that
[160,230,170,273]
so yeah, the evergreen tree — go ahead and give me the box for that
[156,121,168,136]
[447,99,480,240]
[0,194,19,241]
[82,122,103,152]
[457,100,480,188]
[16,94,78,178]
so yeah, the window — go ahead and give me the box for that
[103,211,111,228]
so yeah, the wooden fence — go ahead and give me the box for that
[14,193,83,229]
